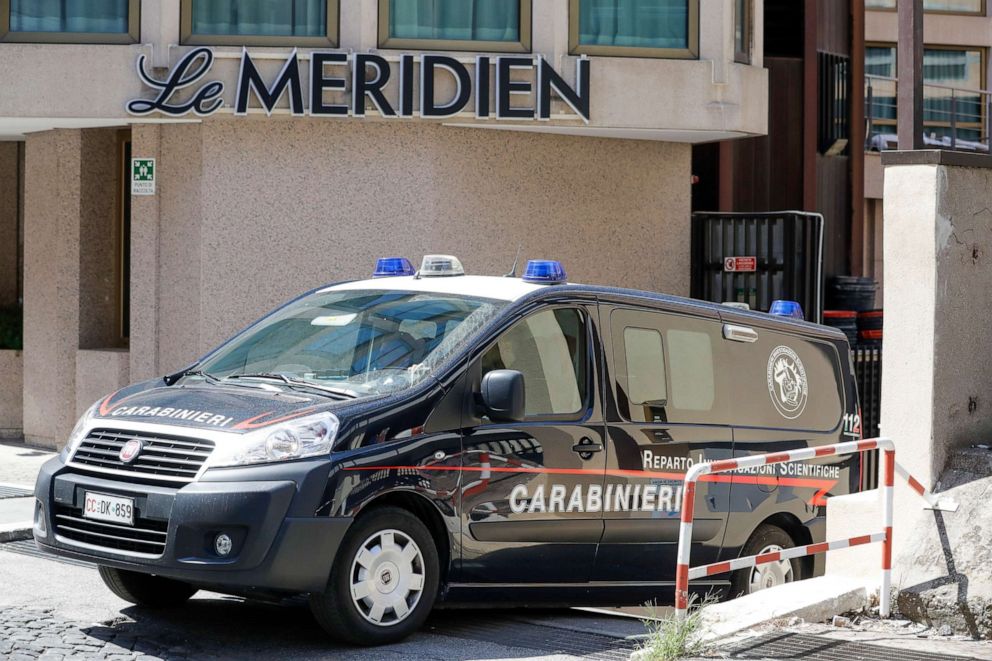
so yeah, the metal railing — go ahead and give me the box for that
[673,438,960,620]
[865,74,990,152]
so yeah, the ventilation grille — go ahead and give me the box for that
[70,429,214,483]
[53,504,168,556]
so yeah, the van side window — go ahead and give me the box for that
[667,329,715,412]
[612,308,727,424]
[623,327,668,407]
[480,308,587,418]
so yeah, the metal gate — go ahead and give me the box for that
[690,211,824,322]
[855,346,883,491]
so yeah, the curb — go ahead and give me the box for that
[0,523,33,543]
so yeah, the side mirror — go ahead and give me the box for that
[480,369,526,423]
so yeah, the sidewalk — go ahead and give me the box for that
[0,440,55,542]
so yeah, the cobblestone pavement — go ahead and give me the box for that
[0,541,644,660]
[0,606,213,661]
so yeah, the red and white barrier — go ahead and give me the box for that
[894,461,960,512]
[674,438,896,619]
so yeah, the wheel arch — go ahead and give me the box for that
[753,511,815,577]
[353,490,454,586]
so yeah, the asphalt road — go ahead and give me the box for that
[0,541,647,660]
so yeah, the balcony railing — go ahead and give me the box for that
[865,73,990,153]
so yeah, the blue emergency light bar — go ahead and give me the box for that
[769,300,805,320]
[522,260,567,285]
[372,257,416,278]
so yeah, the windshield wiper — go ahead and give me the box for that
[180,369,280,392]
[180,369,221,384]
[226,373,359,400]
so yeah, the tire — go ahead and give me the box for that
[97,566,197,608]
[309,506,440,646]
[729,524,805,598]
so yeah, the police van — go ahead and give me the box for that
[33,256,862,646]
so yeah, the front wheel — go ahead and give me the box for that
[98,566,197,607]
[730,524,805,598]
[309,506,439,646]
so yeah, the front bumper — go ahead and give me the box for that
[33,456,352,593]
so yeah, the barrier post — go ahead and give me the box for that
[674,479,697,618]
[880,448,895,617]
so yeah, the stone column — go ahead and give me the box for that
[22,130,83,448]
[828,151,992,637]
[881,151,992,484]
[129,124,162,383]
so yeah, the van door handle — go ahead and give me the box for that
[572,439,604,454]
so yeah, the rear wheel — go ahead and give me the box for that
[309,506,439,646]
[730,524,805,597]
[97,566,197,607]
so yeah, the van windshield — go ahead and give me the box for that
[193,289,508,397]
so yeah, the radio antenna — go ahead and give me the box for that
[504,245,523,278]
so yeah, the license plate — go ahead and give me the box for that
[83,492,134,526]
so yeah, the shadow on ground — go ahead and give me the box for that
[78,596,636,660]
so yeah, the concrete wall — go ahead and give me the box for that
[0,350,21,435]
[0,143,18,308]
[881,157,992,483]
[827,154,992,635]
[131,119,691,378]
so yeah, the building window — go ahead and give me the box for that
[378,0,531,52]
[1,0,139,43]
[866,44,986,147]
[734,0,752,63]
[569,0,699,58]
[181,0,339,47]
[866,0,984,14]
[819,52,850,154]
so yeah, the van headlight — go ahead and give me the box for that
[208,412,339,468]
[61,401,100,461]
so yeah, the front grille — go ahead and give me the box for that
[53,504,168,556]
[70,429,214,483]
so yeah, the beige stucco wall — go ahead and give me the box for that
[0,143,18,308]
[130,119,690,378]
[0,350,22,435]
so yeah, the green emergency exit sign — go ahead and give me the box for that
[131,158,155,196]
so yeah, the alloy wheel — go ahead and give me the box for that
[747,543,793,593]
[349,528,426,626]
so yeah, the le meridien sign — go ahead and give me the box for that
[126,47,591,123]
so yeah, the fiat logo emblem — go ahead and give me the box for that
[119,439,143,464]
